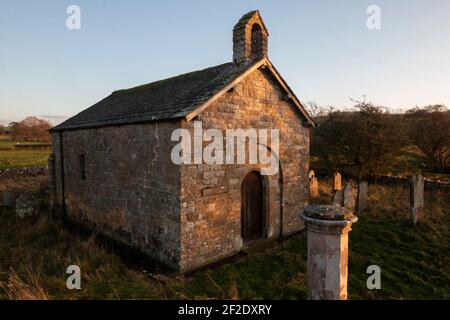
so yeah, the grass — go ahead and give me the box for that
[0,136,51,170]
[0,180,449,300]
[0,150,51,169]
[387,146,450,182]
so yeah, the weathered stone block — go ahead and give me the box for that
[332,190,343,206]
[15,193,39,219]
[409,174,424,224]
[343,183,355,210]
[333,172,342,191]
[310,176,319,199]
[357,181,368,212]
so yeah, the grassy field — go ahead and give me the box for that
[0,150,51,170]
[0,138,51,169]
[0,179,448,300]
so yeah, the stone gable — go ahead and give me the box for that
[179,68,309,271]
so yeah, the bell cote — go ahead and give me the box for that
[233,10,269,64]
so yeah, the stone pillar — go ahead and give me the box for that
[343,183,355,210]
[310,176,319,199]
[333,172,342,191]
[357,181,368,212]
[299,205,358,300]
[332,190,343,206]
[409,174,424,224]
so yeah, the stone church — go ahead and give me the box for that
[49,11,315,272]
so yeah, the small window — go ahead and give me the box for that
[79,154,86,180]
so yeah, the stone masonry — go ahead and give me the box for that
[179,68,310,271]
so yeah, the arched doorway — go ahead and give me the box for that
[241,171,264,242]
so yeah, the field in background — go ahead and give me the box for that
[0,178,448,300]
[312,145,450,183]
[0,136,51,169]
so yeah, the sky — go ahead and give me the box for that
[1,0,450,125]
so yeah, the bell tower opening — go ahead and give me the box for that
[251,23,264,60]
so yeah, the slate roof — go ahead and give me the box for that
[51,60,257,131]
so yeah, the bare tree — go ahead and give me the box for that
[304,101,329,118]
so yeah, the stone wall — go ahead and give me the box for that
[51,122,182,269]
[179,68,310,271]
[50,68,310,272]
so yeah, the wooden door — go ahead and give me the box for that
[241,171,264,242]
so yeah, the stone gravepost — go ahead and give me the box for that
[343,183,355,210]
[332,190,343,206]
[300,205,358,300]
[357,181,368,212]
[333,172,342,191]
[309,170,319,199]
[409,174,424,224]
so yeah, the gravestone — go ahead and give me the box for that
[333,172,342,191]
[299,205,358,300]
[333,190,343,206]
[357,181,368,212]
[343,183,355,210]
[409,174,424,224]
[310,177,319,199]
[15,193,39,219]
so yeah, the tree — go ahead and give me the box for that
[405,105,450,172]
[8,122,19,140]
[305,101,325,118]
[13,116,52,142]
[311,101,407,179]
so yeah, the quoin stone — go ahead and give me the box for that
[299,205,358,300]
[409,174,424,224]
[357,181,368,212]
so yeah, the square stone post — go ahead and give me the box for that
[409,174,424,224]
[300,205,358,300]
[333,172,342,191]
[357,181,368,212]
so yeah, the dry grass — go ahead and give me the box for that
[0,268,48,300]
[0,178,448,300]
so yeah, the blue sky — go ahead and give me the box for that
[1,0,450,125]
